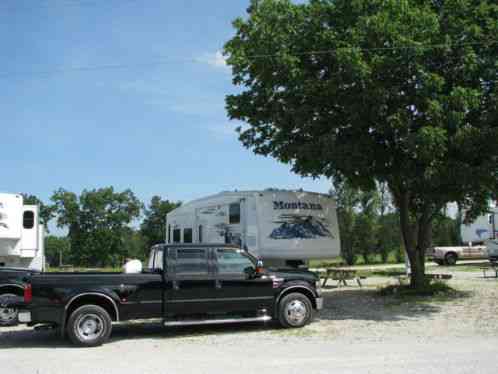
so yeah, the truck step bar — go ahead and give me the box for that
[163,315,272,327]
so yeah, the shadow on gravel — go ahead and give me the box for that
[318,287,470,322]
[0,321,280,349]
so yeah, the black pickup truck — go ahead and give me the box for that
[9,244,323,346]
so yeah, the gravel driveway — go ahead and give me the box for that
[1,266,497,374]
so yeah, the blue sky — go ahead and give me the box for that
[0,0,330,214]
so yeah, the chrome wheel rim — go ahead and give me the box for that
[284,299,308,326]
[75,313,104,341]
[0,294,18,325]
[0,306,17,324]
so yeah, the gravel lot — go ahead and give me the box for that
[1,264,497,374]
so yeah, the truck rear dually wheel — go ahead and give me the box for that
[278,292,313,328]
[67,305,112,347]
[0,294,19,326]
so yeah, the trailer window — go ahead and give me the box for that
[183,228,193,243]
[229,203,240,224]
[173,229,181,243]
[176,248,208,275]
[23,211,35,229]
[198,225,203,243]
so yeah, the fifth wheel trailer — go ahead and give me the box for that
[165,189,341,268]
[0,193,45,271]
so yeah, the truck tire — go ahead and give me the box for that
[278,292,313,328]
[66,305,112,347]
[0,294,19,327]
[434,259,444,266]
[445,253,458,266]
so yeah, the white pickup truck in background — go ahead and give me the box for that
[428,207,497,265]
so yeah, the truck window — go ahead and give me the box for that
[183,228,193,243]
[176,248,208,275]
[23,211,35,229]
[229,203,240,224]
[216,249,254,275]
[173,229,181,243]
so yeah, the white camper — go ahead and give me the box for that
[166,189,341,267]
[0,193,45,271]
[460,208,497,244]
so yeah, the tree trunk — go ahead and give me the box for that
[396,191,433,289]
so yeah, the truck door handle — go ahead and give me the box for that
[215,280,222,289]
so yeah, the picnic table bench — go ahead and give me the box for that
[480,264,498,278]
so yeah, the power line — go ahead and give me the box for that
[0,0,142,13]
[0,40,496,79]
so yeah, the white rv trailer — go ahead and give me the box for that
[166,189,341,267]
[0,193,45,271]
[460,208,497,244]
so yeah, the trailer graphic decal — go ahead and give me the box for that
[269,214,333,239]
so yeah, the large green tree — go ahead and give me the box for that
[224,0,498,288]
[44,235,71,267]
[51,187,142,267]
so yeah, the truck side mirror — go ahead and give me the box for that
[255,259,264,274]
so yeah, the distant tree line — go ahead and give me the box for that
[24,188,180,268]
[333,181,460,266]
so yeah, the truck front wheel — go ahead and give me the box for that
[0,294,19,326]
[67,305,112,347]
[278,292,313,328]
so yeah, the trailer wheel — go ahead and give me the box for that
[0,294,19,326]
[66,305,112,347]
[444,253,458,266]
[278,292,313,328]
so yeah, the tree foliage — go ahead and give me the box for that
[51,187,142,267]
[44,235,71,267]
[140,196,180,250]
[224,0,498,287]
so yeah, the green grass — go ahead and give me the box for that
[358,267,407,277]
[435,263,490,272]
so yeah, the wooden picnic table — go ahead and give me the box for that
[320,268,365,288]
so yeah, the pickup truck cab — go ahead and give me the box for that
[12,244,323,346]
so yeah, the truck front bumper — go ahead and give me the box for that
[316,297,323,310]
